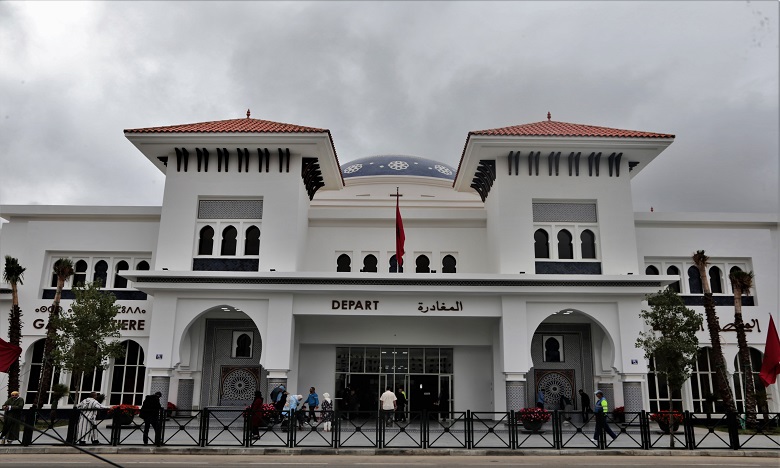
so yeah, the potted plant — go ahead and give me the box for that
[612,406,625,423]
[650,410,684,433]
[517,407,551,432]
[108,404,140,426]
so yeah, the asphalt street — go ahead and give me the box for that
[0,455,777,468]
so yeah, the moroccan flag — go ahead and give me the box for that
[759,315,780,387]
[395,192,405,267]
[0,337,22,374]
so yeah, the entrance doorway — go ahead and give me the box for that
[409,374,438,413]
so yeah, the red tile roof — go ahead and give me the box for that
[469,120,674,139]
[124,118,328,134]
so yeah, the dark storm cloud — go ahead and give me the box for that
[0,1,776,213]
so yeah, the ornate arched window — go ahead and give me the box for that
[647,354,683,412]
[534,229,549,259]
[416,255,430,273]
[93,260,108,287]
[136,260,150,271]
[580,230,596,259]
[733,347,766,414]
[25,339,62,405]
[73,260,88,287]
[690,347,717,413]
[336,254,351,272]
[244,226,260,255]
[235,333,252,358]
[666,266,681,293]
[645,265,660,275]
[709,266,723,294]
[688,266,703,294]
[389,255,403,273]
[557,229,573,259]
[109,340,146,406]
[114,261,129,289]
[362,254,378,273]
[442,255,457,273]
[221,226,238,256]
[198,226,215,255]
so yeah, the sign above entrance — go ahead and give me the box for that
[332,300,379,310]
[418,301,463,313]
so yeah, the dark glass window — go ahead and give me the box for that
[709,266,723,294]
[198,226,215,255]
[349,347,365,373]
[389,255,403,273]
[114,261,129,289]
[425,349,439,373]
[362,255,378,273]
[557,229,573,259]
[666,266,681,293]
[136,261,150,271]
[416,255,430,273]
[688,266,703,294]
[245,226,260,255]
[26,339,61,405]
[408,348,424,373]
[336,347,350,373]
[545,337,561,362]
[534,229,549,259]
[439,348,453,374]
[235,333,251,358]
[110,340,146,406]
[70,364,103,404]
[580,230,596,259]
[365,347,380,373]
[73,260,88,287]
[221,225,238,256]
[645,265,660,275]
[730,266,742,276]
[336,254,351,272]
[442,255,457,273]
[93,260,108,287]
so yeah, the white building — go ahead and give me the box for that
[1,114,777,415]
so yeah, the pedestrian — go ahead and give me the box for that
[559,394,573,423]
[320,393,333,432]
[347,388,359,420]
[437,385,450,422]
[395,386,407,422]
[76,392,108,445]
[379,386,397,427]
[0,390,24,444]
[272,385,287,412]
[578,389,590,423]
[591,390,617,444]
[139,391,163,445]
[536,389,545,409]
[249,390,265,437]
[305,387,319,423]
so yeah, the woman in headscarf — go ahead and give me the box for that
[320,393,333,432]
[249,390,265,437]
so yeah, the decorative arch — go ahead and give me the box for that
[688,266,703,294]
[580,229,596,259]
[557,229,573,259]
[114,261,129,289]
[109,340,146,406]
[416,255,431,273]
[666,265,681,293]
[362,254,378,273]
[245,226,260,256]
[709,266,723,294]
[442,255,457,273]
[336,254,351,272]
[198,226,215,255]
[93,260,108,287]
[645,265,660,275]
[73,260,88,287]
[534,229,550,259]
[24,338,62,405]
[221,226,238,256]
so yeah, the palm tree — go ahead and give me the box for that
[3,256,26,399]
[730,270,757,426]
[35,258,74,408]
[691,250,736,413]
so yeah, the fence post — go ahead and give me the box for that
[19,409,34,446]
[243,408,249,448]
[465,410,472,449]
[639,410,649,450]
[553,410,561,450]
[508,410,516,450]
[682,411,693,450]
[109,411,120,446]
[726,411,740,450]
[200,408,209,447]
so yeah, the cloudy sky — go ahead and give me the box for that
[0,1,777,213]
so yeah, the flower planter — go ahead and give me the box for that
[657,420,680,433]
[521,420,543,432]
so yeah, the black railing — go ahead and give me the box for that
[9,408,778,450]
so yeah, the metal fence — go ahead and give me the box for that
[4,408,778,450]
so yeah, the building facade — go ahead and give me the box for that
[1,115,777,415]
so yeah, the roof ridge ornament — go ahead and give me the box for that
[246,109,251,118]
[547,111,551,121]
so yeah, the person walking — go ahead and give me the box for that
[536,389,545,409]
[76,392,108,445]
[0,390,24,444]
[320,393,333,432]
[249,390,265,438]
[305,387,319,423]
[591,390,617,444]
[395,386,407,422]
[139,392,163,445]
[437,385,450,422]
[379,386,397,427]
[578,389,591,423]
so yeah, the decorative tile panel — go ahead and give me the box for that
[529,324,593,411]
[176,378,194,410]
[533,203,597,223]
[198,200,263,219]
[150,376,170,406]
[201,319,264,406]
[623,382,643,413]
[506,381,525,411]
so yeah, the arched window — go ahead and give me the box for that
[580,230,596,259]
[666,266,681,293]
[544,337,561,362]
[688,266,703,294]
[25,339,62,405]
[110,340,146,406]
[733,348,766,414]
[690,347,716,413]
[557,229,573,260]
[645,265,660,275]
[70,363,104,405]
[709,266,723,294]
[114,261,129,289]
[730,266,742,276]
[336,254,351,272]
[534,229,549,259]
[389,255,403,273]
[93,260,108,287]
[442,255,457,273]
[73,260,88,287]
[136,260,150,271]
[416,255,430,273]
[221,226,238,256]
[198,226,215,255]
[235,333,252,358]
[362,255,378,273]
[647,354,683,412]
[244,226,260,255]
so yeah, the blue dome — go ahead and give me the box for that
[341,155,456,180]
